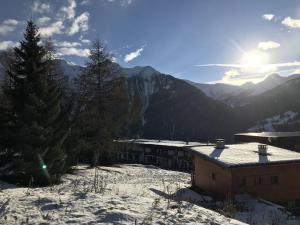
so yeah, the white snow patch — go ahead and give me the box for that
[235,194,297,225]
[248,111,299,132]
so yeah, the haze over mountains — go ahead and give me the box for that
[1,53,299,142]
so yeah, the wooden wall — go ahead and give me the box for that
[193,154,300,205]
[231,163,300,204]
[193,156,232,198]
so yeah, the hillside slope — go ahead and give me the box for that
[120,69,237,141]
[0,164,296,225]
[236,77,300,132]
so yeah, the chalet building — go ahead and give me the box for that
[235,132,300,152]
[190,140,300,206]
[115,139,210,171]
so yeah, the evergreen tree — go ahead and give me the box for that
[0,20,69,186]
[77,40,126,166]
[44,38,81,169]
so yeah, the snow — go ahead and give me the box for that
[116,139,208,147]
[248,111,299,132]
[120,66,157,77]
[190,142,300,167]
[234,194,297,225]
[0,164,298,225]
[235,131,300,138]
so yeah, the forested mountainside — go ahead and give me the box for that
[114,64,300,140]
[123,72,238,141]
[1,52,299,142]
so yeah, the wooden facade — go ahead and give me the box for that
[191,142,300,206]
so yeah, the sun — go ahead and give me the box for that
[240,50,269,68]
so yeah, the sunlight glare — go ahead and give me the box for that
[241,50,269,68]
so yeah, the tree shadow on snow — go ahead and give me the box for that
[0,181,18,190]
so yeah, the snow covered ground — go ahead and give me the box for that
[0,164,298,225]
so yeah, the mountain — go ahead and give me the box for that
[114,68,300,137]
[1,53,299,140]
[185,80,249,101]
[118,65,159,78]
[248,73,299,96]
[186,73,300,107]
[236,76,300,132]
[123,72,237,141]
[55,59,83,80]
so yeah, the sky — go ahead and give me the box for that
[1,0,300,85]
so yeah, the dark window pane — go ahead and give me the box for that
[271,176,279,184]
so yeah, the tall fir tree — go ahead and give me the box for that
[44,38,80,169]
[77,40,126,166]
[0,20,69,186]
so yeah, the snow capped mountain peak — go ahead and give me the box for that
[249,73,285,96]
[240,81,255,90]
[120,65,159,78]
[264,73,282,82]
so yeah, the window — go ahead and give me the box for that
[240,178,246,187]
[178,151,184,157]
[168,150,174,156]
[212,173,216,180]
[271,176,279,184]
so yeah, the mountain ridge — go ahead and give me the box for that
[1,54,299,140]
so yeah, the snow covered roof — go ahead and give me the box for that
[190,142,300,168]
[115,139,208,148]
[235,132,300,138]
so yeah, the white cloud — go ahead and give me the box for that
[217,75,266,86]
[68,12,89,35]
[36,17,51,26]
[262,14,274,21]
[223,69,240,78]
[107,0,133,6]
[79,35,91,44]
[196,61,300,69]
[0,40,18,50]
[81,0,91,5]
[215,69,270,85]
[111,56,117,62]
[58,47,90,57]
[32,1,51,14]
[121,0,133,6]
[124,46,144,62]
[291,68,300,75]
[81,39,91,44]
[282,17,300,28]
[220,69,251,85]
[55,41,82,47]
[198,61,300,85]
[257,41,280,50]
[0,19,20,35]
[39,21,64,37]
[60,0,77,20]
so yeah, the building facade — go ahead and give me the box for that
[115,139,209,171]
[190,142,300,206]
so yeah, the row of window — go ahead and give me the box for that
[211,173,279,186]
[239,175,279,187]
